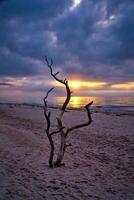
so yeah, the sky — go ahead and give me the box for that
[0,0,134,104]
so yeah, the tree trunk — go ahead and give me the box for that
[48,135,54,168]
[44,57,93,168]
[54,133,66,167]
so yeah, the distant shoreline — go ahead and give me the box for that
[0,102,134,116]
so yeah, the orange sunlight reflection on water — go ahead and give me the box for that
[56,96,134,108]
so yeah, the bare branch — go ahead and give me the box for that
[45,56,64,84]
[43,87,54,102]
[43,86,66,167]
[43,107,54,167]
[43,87,54,167]
[50,127,65,136]
[54,72,59,76]
[44,57,93,167]
[65,101,93,137]
[45,56,71,114]
[61,81,71,113]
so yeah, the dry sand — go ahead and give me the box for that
[0,103,134,200]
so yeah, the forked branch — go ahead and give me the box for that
[44,57,93,167]
[45,56,71,115]
[65,101,93,137]
[43,87,64,167]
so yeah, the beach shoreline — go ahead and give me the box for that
[0,103,134,199]
[0,102,134,116]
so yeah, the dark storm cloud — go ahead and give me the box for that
[54,0,134,82]
[0,82,13,86]
[0,0,134,83]
[0,0,8,4]
[0,46,44,76]
[0,0,72,20]
[0,0,73,76]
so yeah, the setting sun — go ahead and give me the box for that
[69,81,80,88]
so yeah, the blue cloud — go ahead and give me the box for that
[0,0,134,83]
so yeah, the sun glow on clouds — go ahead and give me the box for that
[1,77,134,101]
[70,0,82,11]
[97,14,116,27]
[53,80,134,94]
[69,81,107,89]
[111,82,134,90]
[54,80,107,90]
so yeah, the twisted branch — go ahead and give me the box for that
[45,56,71,115]
[44,56,93,167]
[43,87,64,167]
[65,101,93,137]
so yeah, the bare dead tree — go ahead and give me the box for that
[43,56,93,167]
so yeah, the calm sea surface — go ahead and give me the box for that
[56,96,134,108]
[0,95,134,111]
[54,96,134,112]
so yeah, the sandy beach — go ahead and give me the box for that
[0,103,134,200]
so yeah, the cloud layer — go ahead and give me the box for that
[0,0,134,98]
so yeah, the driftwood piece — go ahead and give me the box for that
[43,57,93,167]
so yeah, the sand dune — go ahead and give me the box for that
[0,104,134,200]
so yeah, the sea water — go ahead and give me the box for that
[0,95,134,113]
